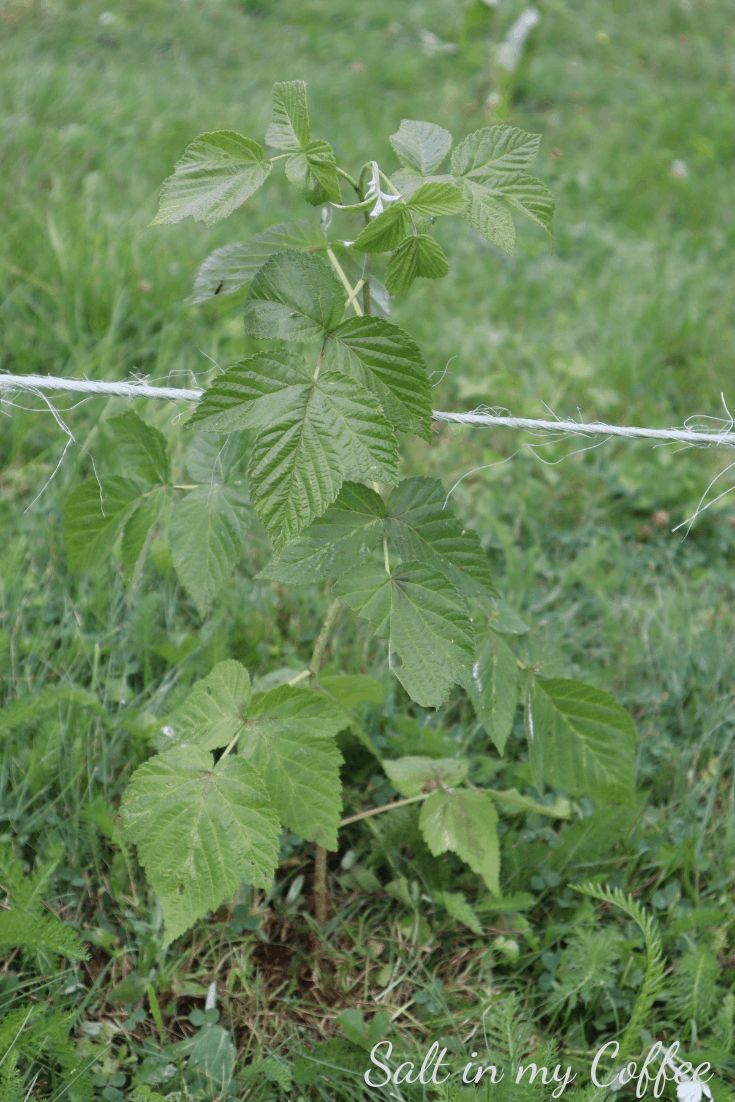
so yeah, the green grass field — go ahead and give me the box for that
[2,0,735,1099]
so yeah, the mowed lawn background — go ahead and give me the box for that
[2,0,735,1099]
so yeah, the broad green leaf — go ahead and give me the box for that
[406,182,465,217]
[471,630,518,754]
[455,176,516,254]
[122,490,165,581]
[243,250,344,342]
[391,168,455,201]
[109,411,169,485]
[189,351,315,432]
[450,126,541,180]
[390,120,453,175]
[63,477,141,571]
[190,220,326,304]
[436,890,482,935]
[383,756,469,797]
[500,173,554,244]
[183,433,248,484]
[385,477,497,598]
[323,316,432,440]
[486,787,571,819]
[385,234,448,296]
[247,369,398,549]
[352,204,411,253]
[188,1025,236,1088]
[482,596,530,634]
[152,132,271,227]
[265,80,311,150]
[170,484,253,618]
[285,139,341,205]
[257,482,385,583]
[121,747,280,946]
[419,788,500,894]
[333,561,474,708]
[240,685,345,848]
[154,660,251,753]
[527,678,637,802]
[319,674,386,708]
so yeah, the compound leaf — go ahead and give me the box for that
[390,119,453,175]
[248,368,397,550]
[419,788,500,894]
[63,477,142,571]
[190,220,326,303]
[333,561,474,708]
[385,477,497,599]
[352,204,411,253]
[154,660,251,753]
[152,132,271,227]
[244,250,344,342]
[406,182,465,217]
[385,234,448,296]
[500,173,554,244]
[120,747,280,946]
[189,350,314,432]
[450,126,541,181]
[527,678,637,802]
[384,756,469,797]
[265,80,311,150]
[257,481,385,583]
[323,315,432,440]
[109,410,169,485]
[470,630,519,755]
[240,685,345,848]
[170,484,253,618]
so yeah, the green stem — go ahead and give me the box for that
[309,594,342,931]
[336,165,360,192]
[340,793,427,828]
[361,252,372,315]
[309,596,341,683]
[326,247,363,317]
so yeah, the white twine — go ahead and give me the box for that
[3,373,735,450]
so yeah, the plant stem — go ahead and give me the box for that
[309,596,341,683]
[326,248,363,316]
[340,792,427,827]
[361,252,372,315]
[309,595,342,931]
[336,165,360,192]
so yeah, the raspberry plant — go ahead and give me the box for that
[63,82,637,946]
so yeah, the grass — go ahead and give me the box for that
[2,0,735,1098]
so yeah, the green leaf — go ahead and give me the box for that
[450,126,541,180]
[184,433,247,483]
[243,250,345,342]
[323,316,432,440]
[391,168,455,201]
[385,234,448,296]
[471,630,518,754]
[333,562,474,708]
[189,1025,236,1088]
[109,411,169,485]
[483,596,530,635]
[319,674,386,708]
[406,182,465,217]
[285,139,341,205]
[247,367,398,550]
[121,747,281,946]
[500,173,554,244]
[170,484,253,618]
[63,477,141,571]
[419,788,500,894]
[152,131,271,226]
[265,80,311,150]
[390,119,453,175]
[189,350,316,432]
[154,660,251,753]
[383,756,469,797]
[190,220,326,303]
[122,490,165,581]
[257,481,386,583]
[241,685,345,848]
[385,477,497,599]
[455,176,516,254]
[352,204,411,253]
[436,890,482,935]
[486,788,571,819]
[527,678,637,802]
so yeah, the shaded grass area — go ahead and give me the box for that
[2,0,735,1098]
